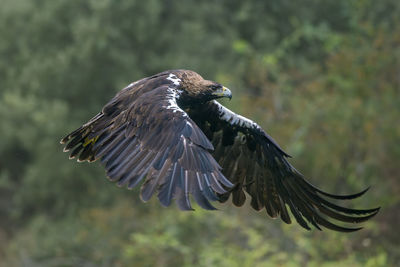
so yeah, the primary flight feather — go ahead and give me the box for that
[61,69,379,232]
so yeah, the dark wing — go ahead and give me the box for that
[188,100,379,232]
[61,79,233,210]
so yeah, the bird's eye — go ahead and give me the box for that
[210,85,221,90]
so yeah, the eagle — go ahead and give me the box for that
[61,69,379,232]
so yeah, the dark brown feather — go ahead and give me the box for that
[189,100,379,232]
[61,69,379,232]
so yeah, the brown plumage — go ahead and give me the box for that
[61,69,379,232]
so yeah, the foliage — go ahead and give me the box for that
[0,0,399,266]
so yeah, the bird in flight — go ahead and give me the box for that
[61,70,379,232]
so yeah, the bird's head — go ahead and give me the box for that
[173,70,232,103]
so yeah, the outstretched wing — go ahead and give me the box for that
[188,100,379,232]
[61,79,233,210]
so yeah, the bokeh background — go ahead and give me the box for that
[1,0,399,266]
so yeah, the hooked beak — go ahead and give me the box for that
[212,86,232,100]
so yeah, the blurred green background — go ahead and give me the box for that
[0,0,399,266]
